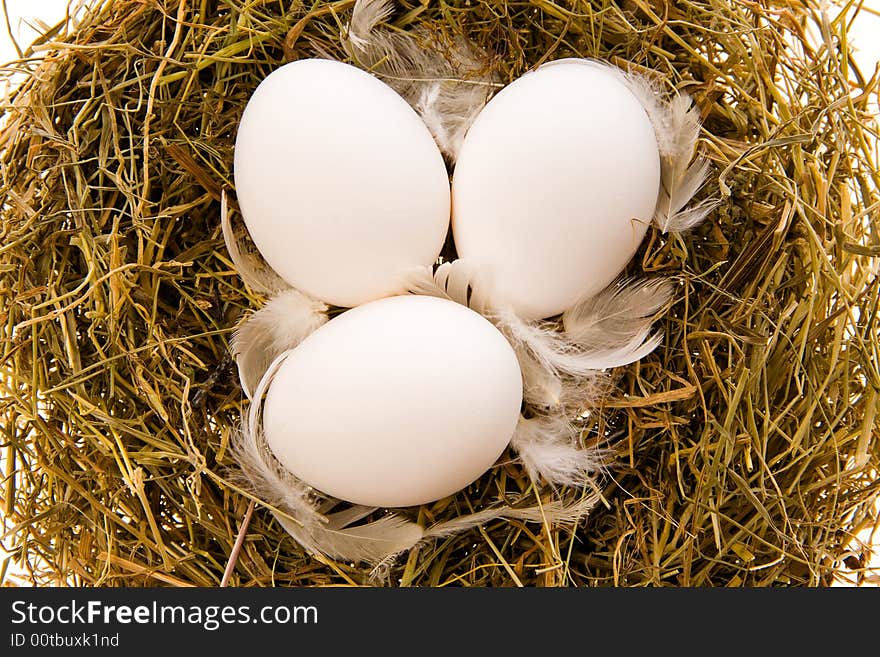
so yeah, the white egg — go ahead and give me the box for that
[234,59,450,308]
[262,295,523,508]
[451,59,661,319]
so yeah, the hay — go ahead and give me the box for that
[1,0,878,587]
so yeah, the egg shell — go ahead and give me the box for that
[451,59,661,319]
[234,59,450,308]
[262,295,524,508]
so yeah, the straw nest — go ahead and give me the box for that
[1,0,878,587]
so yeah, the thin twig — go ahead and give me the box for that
[221,500,256,587]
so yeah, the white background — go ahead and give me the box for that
[1,1,877,585]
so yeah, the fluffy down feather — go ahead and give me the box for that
[510,415,605,488]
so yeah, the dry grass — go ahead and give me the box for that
[1,0,878,586]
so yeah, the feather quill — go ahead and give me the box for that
[344,0,498,160]
[526,369,612,418]
[232,288,328,400]
[517,353,565,409]
[273,512,425,565]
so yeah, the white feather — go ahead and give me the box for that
[396,265,450,300]
[369,489,603,580]
[494,308,641,376]
[555,277,671,370]
[231,288,328,400]
[229,353,324,551]
[273,512,425,565]
[563,278,672,349]
[656,152,717,233]
[518,354,564,409]
[615,66,718,233]
[517,345,611,412]
[412,77,496,159]
[346,0,395,53]
[566,327,663,371]
[422,490,600,541]
[221,189,288,295]
[344,0,498,160]
[397,260,492,312]
[510,414,604,488]
[495,309,588,375]
[323,504,378,528]
[485,307,659,422]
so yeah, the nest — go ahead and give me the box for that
[1,0,878,587]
